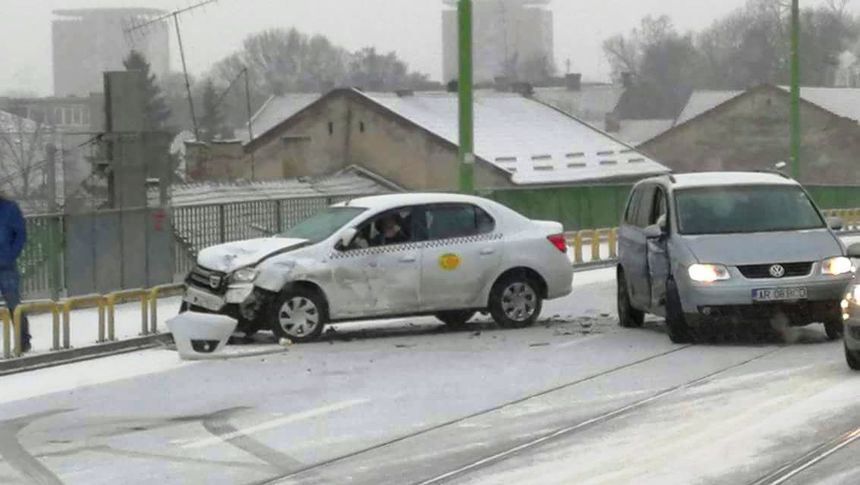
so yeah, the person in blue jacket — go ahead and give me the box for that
[0,196,28,352]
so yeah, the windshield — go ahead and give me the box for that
[280,207,366,243]
[675,185,825,235]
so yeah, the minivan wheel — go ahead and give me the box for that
[846,344,860,371]
[617,268,644,328]
[666,279,693,344]
[436,311,476,330]
[269,288,327,343]
[824,318,844,341]
[489,274,543,329]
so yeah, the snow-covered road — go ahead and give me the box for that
[0,265,858,484]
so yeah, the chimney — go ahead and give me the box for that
[565,73,582,91]
[605,113,621,133]
[621,72,634,89]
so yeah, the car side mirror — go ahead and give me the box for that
[848,243,860,259]
[828,217,844,231]
[339,228,358,249]
[644,224,664,239]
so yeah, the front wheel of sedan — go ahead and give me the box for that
[846,343,860,371]
[489,274,543,329]
[269,288,327,343]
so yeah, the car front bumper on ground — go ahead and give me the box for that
[678,272,853,325]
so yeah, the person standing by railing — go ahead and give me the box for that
[0,195,28,352]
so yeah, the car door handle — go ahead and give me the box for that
[480,248,496,255]
[399,255,417,263]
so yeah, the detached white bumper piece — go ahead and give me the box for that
[167,312,237,360]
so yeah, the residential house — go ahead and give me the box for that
[187,88,669,192]
[639,84,860,185]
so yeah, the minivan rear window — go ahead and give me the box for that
[675,185,825,235]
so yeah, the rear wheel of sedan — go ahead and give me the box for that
[489,273,543,329]
[846,344,860,371]
[436,311,476,330]
[269,288,327,343]
[666,279,693,344]
[617,267,644,328]
[824,318,844,341]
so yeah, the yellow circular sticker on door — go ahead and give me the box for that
[439,253,461,271]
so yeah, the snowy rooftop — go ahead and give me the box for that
[677,86,860,127]
[775,86,860,122]
[242,94,322,142]
[612,119,675,146]
[675,90,744,125]
[358,90,669,185]
[533,84,625,122]
[0,110,39,133]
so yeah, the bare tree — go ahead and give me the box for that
[0,105,50,200]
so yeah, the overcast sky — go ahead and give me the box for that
[0,0,843,96]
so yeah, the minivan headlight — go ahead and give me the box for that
[688,264,731,283]
[822,256,854,276]
[231,268,259,283]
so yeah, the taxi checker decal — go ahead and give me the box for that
[438,253,461,271]
[329,233,503,259]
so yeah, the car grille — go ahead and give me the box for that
[737,262,813,279]
[186,265,228,295]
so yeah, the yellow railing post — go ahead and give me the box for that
[13,301,60,357]
[590,229,601,261]
[148,283,185,335]
[1,308,10,359]
[608,228,618,259]
[61,295,107,349]
[106,289,149,341]
[573,231,584,263]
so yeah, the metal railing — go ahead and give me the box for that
[2,284,185,359]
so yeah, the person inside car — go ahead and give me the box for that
[372,214,408,246]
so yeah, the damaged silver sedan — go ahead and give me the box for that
[182,193,574,342]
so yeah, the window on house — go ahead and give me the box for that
[328,122,334,135]
[359,121,365,133]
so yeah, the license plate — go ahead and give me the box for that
[752,287,808,302]
[185,288,225,312]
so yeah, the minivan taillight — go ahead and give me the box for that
[547,234,567,253]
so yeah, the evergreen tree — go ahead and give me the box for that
[199,79,224,143]
[123,50,172,131]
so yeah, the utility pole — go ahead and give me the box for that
[790,0,801,179]
[458,0,475,194]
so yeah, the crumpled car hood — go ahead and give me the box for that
[196,238,308,273]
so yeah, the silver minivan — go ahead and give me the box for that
[617,172,856,343]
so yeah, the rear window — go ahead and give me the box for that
[675,185,825,235]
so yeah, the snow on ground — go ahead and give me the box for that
[0,348,195,406]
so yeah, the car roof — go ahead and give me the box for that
[336,192,495,211]
[642,172,800,190]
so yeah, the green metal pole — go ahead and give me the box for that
[790,0,801,179]
[458,0,475,194]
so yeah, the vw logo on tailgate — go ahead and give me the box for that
[769,264,786,278]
